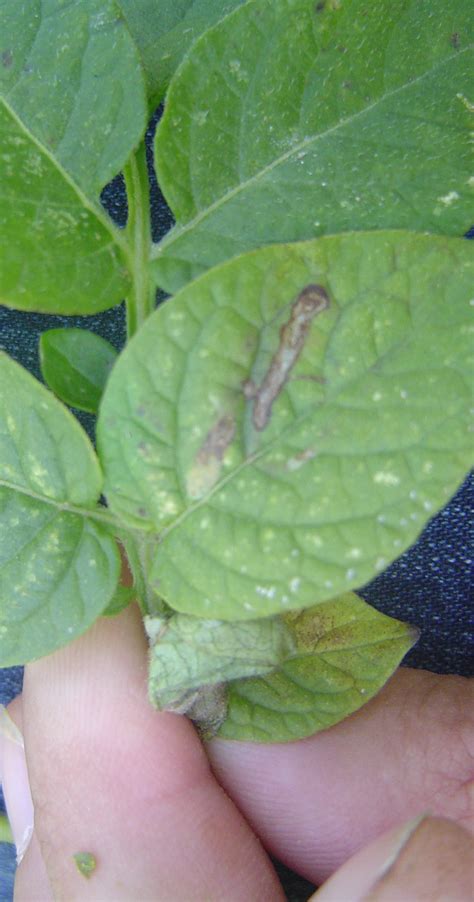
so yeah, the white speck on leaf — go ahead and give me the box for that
[437,191,460,206]
[374,471,400,486]
[255,585,276,599]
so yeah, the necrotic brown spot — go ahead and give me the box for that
[186,414,236,498]
[248,284,330,431]
[196,414,236,465]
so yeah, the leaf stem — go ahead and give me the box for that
[123,142,155,338]
[0,815,14,844]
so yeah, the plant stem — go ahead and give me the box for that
[0,814,14,844]
[123,142,154,338]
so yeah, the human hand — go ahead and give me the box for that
[1,603,472,900]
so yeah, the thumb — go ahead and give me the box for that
[312,815,474,901]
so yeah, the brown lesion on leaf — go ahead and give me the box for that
[1,50,13,68]
[286,448,316,471]
[196,414,236,466]
[186,414,236,498]
[171,683,228,740]
[244,284,330,431]
[450,32,461,50]
[284,608,333,651]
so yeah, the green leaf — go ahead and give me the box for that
[102,584,135,617]
[152,0,473,292]
[0,354,120,665]
[117,0,245,108]
[40,329,118,414]
[0,104,131,314]
[0,0,147,199]
[98,231,474,621]
[218,592,418,742]
[146,612,295,710]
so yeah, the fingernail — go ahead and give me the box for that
[361,812,430,899]
[0,705,34,864]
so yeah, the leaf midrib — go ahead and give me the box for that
[0,478,121,529]
[151,47,468,261]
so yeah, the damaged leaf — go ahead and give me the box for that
[186,414,236,499]
[98,231,474,621]
[219,592,418,742]
[146,611,295,722]
[146,593,417,741]
[244,284,330,430]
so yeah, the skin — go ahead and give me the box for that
[1,602,473,901]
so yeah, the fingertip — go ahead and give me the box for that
[312,815,474,901]
[207,669,474,885]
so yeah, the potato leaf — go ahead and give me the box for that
[152,0,472,292]
[0,105,130,314]
[98,232,473,621]
[117,0,246,108]
[40,329,118,414]
[146,612,295,710]
[218,592,418,742]
[0,0,147,199]
[102,584,135,617]
[0,354,120,665]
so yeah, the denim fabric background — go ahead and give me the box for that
[1,111,472,900]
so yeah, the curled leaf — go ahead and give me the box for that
[219,592,419,742]
[146,612,295,732]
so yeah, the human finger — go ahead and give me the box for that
[311,815,474,901]
[8,604,283,900]
[208,667,473,884]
